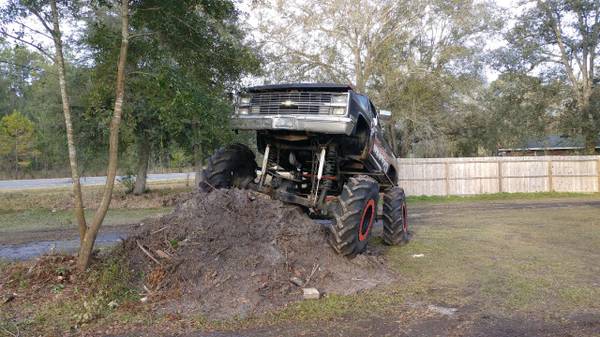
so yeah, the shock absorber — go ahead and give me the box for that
[317,145,337,206]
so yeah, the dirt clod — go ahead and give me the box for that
[122,189,394,319]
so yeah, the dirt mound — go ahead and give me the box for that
[121,189,394,319]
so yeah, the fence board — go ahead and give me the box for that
[397,155,600,196]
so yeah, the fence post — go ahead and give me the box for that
[547,160,553,192]
[597,158,600,193]
[497,160,503,193]
[444,161,450,196]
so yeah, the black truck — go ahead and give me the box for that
[200,83,409,256]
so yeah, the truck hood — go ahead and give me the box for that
[246,83,353,93]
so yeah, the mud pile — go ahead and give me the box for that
[121,189,394,319]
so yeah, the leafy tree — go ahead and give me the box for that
[0,110,37,178]
[482,73,562,153]
[84,0,259,193]
[500,0,600,153]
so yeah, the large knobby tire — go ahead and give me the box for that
[382,186,410,245]
[198,143,257,192]
[328,176,379,257]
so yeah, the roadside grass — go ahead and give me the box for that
[0,183,191,212]
[0,207,170,233]
[407,191,600,204]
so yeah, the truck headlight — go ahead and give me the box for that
[239,95,251,105]
[332,107,346,115]
[331,94,347,104]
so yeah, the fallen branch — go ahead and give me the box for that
[304,263,319,286]
[136,240,160,265]
[154,249,171,259]
[151,226,167,235]
[202,180,227,195]
[214,245,231,256]
[1,325,18,337]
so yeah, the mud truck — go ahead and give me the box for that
[199,83,409,256]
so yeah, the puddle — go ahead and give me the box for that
[0,232,127,261]
[0,220,387,262]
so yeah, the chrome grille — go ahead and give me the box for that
[250,92,334,114]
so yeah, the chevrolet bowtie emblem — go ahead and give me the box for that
[281,100,295,106]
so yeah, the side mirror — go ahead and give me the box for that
[379,109,392,122]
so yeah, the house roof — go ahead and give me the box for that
[498,135,600,152]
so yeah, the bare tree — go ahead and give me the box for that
[0,0,88,238]
[76,0,129,269]
[49,0,87,239]
[254,0,420,92]
[1,0,130,270]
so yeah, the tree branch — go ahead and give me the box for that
[25,5,54,35]
[0,29,53,58]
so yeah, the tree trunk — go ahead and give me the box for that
[14,138,18,179]
[584,131,597,154]
[50,0,87,240]
[580,95,596,155]
[133,139,150,195]
[193,142,203,186]
[388,123,398,156]
[77,0,129,271]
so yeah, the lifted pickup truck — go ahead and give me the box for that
[200,83,409,256]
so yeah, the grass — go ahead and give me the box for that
[0,207,170,233]
[384,204,600,315]
[0,183,183,236]
[407,191,600,204]
[0,184,191,212]
[2,192,600,334]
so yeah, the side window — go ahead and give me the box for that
[354,94,370,115]
[369,100,379,127]
[369,101,378,117]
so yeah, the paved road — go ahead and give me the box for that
[0,172,191,190]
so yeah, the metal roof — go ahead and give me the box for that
[498,135,600,151]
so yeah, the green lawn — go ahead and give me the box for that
[407,191,600,203]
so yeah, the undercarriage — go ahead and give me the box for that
[251,130,395,216]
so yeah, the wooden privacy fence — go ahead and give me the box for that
[397,156,600,196]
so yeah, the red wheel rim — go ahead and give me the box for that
[402,202,408,233]
[358,199,376,241]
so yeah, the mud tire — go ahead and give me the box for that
[199,143,257,192]
[382,186,410,245]
[328,176,379,257]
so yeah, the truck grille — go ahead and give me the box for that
[250,92,334,114]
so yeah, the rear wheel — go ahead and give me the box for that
[382,186,410,245]
[328,176,379,257]
[199,143,257,192]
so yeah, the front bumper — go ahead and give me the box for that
[231,114,355,135]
